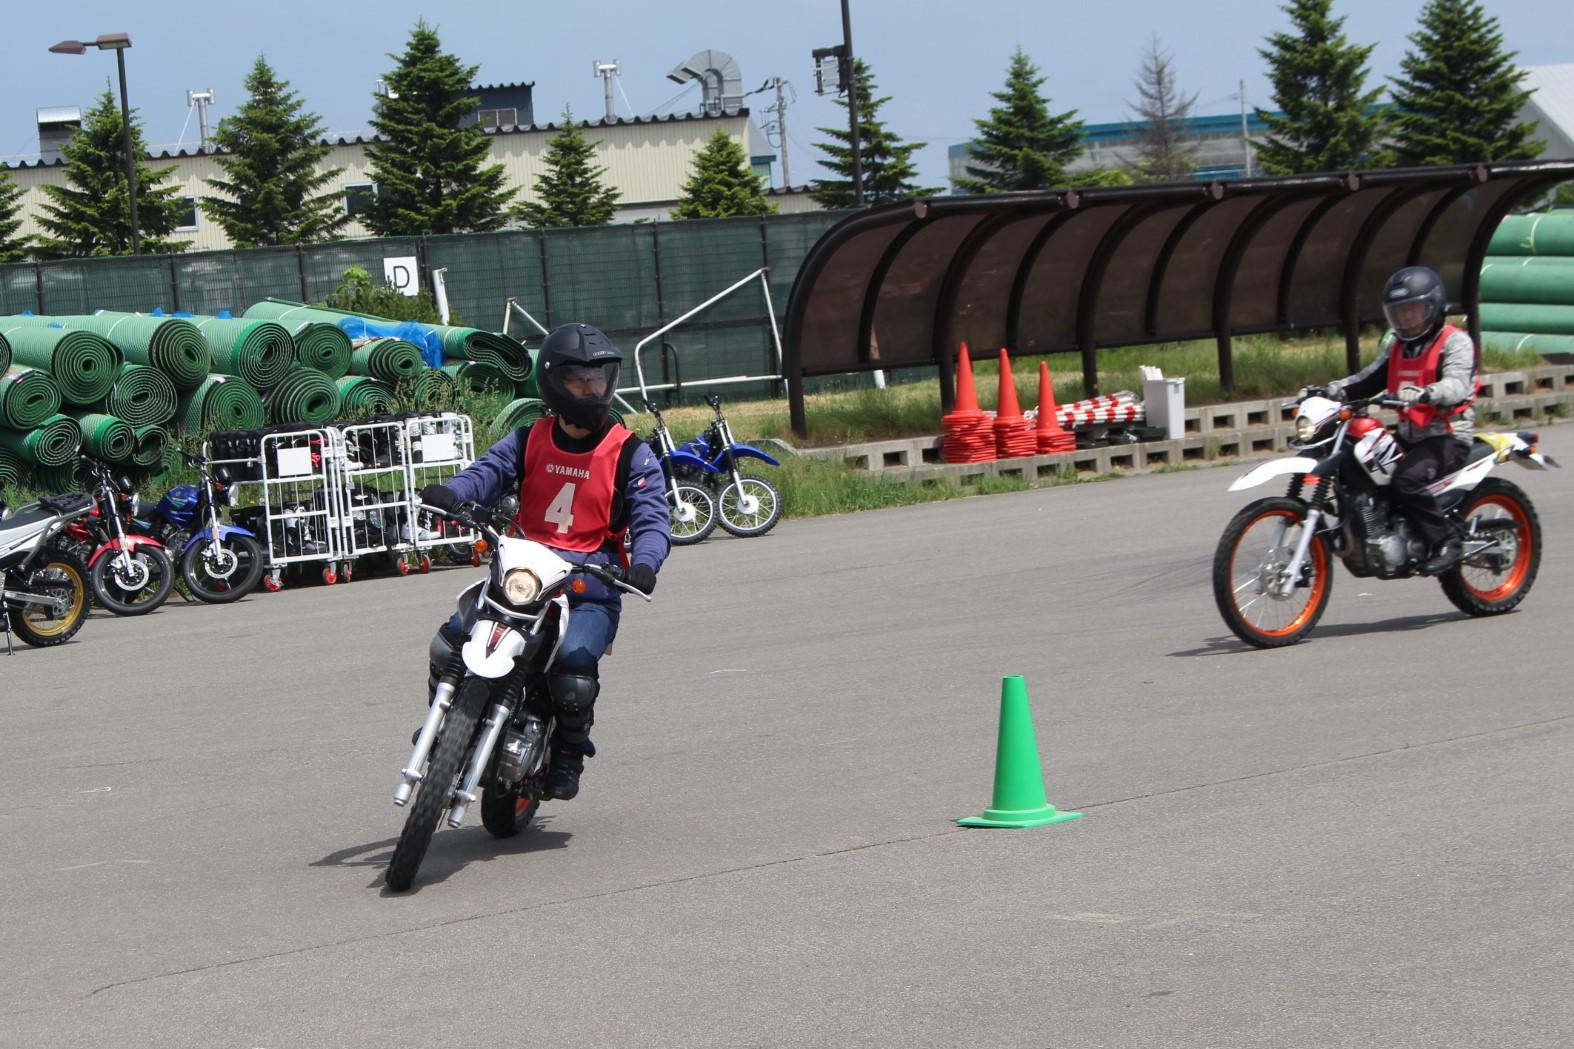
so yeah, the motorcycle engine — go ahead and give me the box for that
[1345,492,1428,578]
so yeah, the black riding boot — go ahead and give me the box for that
[544,708,595,801]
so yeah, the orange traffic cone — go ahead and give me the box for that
[953,342,980,415]
[1035,361,1076,453]
[993,348,1037,458]
[943,342,994,463]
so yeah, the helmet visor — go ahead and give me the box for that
[1383,298,1433,341]
[555,362,619,401]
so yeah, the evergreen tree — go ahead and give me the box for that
[515,108,621,228]
[673,129,774,219]
[201,55,347,246]
[955,48,1084,193]
[364,21,515,236]
[0,169,28,262]
[1123,35,1201,182]
[1255,0,1388,174]
[809,59,936,208]
[1388,0,1541,166]
[34,88,189,257]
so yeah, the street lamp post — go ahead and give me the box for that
[49,32,140,255]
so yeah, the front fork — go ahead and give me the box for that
[1269,476,1331,599]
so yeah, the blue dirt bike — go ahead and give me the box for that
[671,394,783,538]
[643,398,719,546]
[136,450,266,603]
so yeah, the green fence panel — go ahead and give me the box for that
[176,246,304,315]
[426,230,547,333]
[301,239,425,302]
[38,255,176,314]
[0,265,39,315]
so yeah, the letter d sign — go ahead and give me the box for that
[383,256,419,297]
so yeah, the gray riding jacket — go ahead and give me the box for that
[1326,327,1477,446]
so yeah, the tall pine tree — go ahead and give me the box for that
[955,49,1084,193]
[364,21,514,236]
[1123,35,1201,182]
[202,55,347,246]
[809,59,935,208]
[1256,0,1387,174]
[674,129,773,219]
[0,169,27,262]
[1388,0,1541,166]
[34,88,189,257]
[515,109,621,228]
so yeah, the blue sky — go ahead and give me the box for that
[6,0,1570,188]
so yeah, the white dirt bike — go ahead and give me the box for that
[1213,392,1559,648]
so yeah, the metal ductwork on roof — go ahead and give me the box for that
[667,49,744,116]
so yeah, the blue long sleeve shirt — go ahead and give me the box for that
[442,422,671,605]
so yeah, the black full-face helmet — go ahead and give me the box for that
[537,323,622,429]
[1381,266,1448,345]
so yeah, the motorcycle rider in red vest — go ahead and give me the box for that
[1299,266,1478,575]
[420,323,671,801]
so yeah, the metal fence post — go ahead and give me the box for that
[296,244,309,301]
[650,221,666,323]
[34,260,45,314]
[169,254,181,313]
[536,229,552,328]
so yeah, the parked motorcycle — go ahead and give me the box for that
[1213,393,1559,647]
[386,498,650,892]
[642,398,718,545]
[1,482,94,651]
[137,451,266,603]
[65,458,175,617]
[677,394,783,538]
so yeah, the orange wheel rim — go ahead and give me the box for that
[1461,495,1531,601]
[1231,510,1327,638]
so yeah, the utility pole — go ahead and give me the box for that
[841,0,863,206]
[593,60,621,122]
[187,89,214,150]
[764,77,793,187]
[1239,79,1251,177]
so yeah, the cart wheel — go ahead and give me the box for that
[398,559,411,577]
[419,554,432,574]
[323,567,337,585]
[341,562,354,583]
[263,575,283,593]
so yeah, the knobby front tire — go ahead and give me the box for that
[1213,498,1333,648]
[717,476,782,538]
[668,483,718,546]
[385,677,489,891]
[1440,478,1542,617]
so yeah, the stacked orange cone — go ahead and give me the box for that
[1034,361,1077,454]
[992,349,1038,458]
[942,343,996,463]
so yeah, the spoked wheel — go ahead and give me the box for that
[717,475,782,538]
[1213,497,1333,648]
[1440,478,1542,617]
[386,677,490,892]
[181,535,265,604]
[481,784,541,838]
[668,483,718,545]
[90,546,176,616]
[7,556,90,647]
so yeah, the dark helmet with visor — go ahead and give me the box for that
[537,323,622,429]
[1381,266,1448,345]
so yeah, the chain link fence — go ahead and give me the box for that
[0,211,851,401]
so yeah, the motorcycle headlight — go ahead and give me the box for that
[1295,415,1317,443]
[126,492,141,517]
[502,568,541,605]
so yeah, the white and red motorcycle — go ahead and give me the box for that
[1213,392,1559,648]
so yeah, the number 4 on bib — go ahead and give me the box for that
[544,481,576,533]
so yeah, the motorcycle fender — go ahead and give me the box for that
[462,618,528,679]
[180,524,256,555]
[1227,457,1318,493]
[713,444,780,468]
[668,450,717,474]
[87,534,166,567]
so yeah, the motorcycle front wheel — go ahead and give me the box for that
[1213,497,1333,648]
[182,535,266,604]
[386,676,489,891]
[717,475,782,538]
[1440,478,1542,617]
[668,482,718,545]
[7,556,90,647]
[91,545,175,616]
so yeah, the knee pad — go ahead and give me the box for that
[429,625,462,674]
[548,672,600,715]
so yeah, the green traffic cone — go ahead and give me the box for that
[956,675,1083,829]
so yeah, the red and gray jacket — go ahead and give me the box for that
[1329,325,1478,445]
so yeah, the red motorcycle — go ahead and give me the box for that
[60,458,175,617]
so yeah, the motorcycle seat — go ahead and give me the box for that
[0,507,55,538]
[1465,440,1497,466]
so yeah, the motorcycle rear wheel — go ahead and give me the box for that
[182,535,265,604]
[1213,497,1333,648]
[1440,478,1542,617]
[91,546,175,616]
[668,483,718,545]
[386,676,489,891]
[8,556,90,647]
[481,784,541,838]
[717,476,782,538]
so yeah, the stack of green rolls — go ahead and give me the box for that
[336,375,397,414]
[0,324,121,405]
[348,337,425,383]
[441,360,508,392]
[410,367,456,410]
[0,413,81,466]
[129,424,169,468]
[1,367,63,430]
[189,315,296,389]
[178,375,266,432]
[267,366,341,425]
[48,313,211,391]
[74,413,137,462]
[94,364,178,427]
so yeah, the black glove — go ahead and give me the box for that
[625,564,657,595]
[420,483,459,513]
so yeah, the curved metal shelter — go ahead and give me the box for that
[783,161,1574,436]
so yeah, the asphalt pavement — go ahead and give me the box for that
[4,425,1573,1049]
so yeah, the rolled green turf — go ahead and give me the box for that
[48,313,211,391]
[1,367,64,430]
[441,360,509,392]
[74,412,137,462]
[348,337,425,383]
[177,375,267,433]
[410,367,456,411]
[0,325,122,405]
[336,375,397,414]
[0,331,10,374]
[27,460,84,494]
[494,397,549,432]
[0,414,82,466]
[129,425,169,468]
[189,316,296,389]
[93,364,178,428]
[0,447,24,488]
[266,367,342,425]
